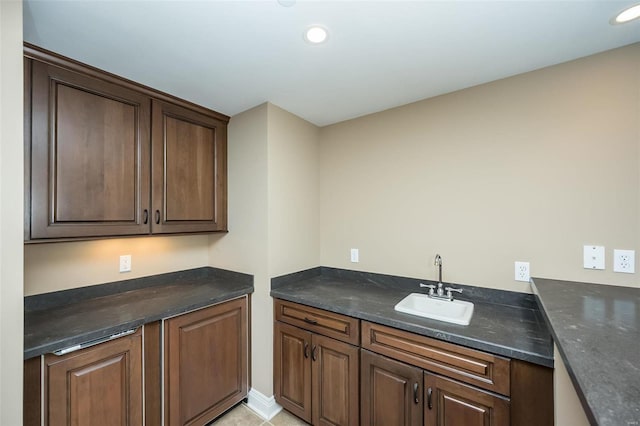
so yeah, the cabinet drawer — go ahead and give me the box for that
[275,299,360,345]
[362,321,510,396]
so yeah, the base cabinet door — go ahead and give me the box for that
[274,321,313,422]
[360,349,423,426]
[312,334,359,426]
[274,322,359,426]
[44,329,143,426]
[424,372,510,426]
[165,298,248,426]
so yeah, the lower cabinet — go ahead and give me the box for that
[24,297,249,426]
[274,300,553,426]
[424,371,509,426]
[274,305,359,426]
[24,328,143,426]
[164,297,248,426]
[360,349,423,426]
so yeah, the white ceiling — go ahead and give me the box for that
[24,0,640,126]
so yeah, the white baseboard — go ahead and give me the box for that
[246,388,283,421]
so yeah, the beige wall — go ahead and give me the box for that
[319,43,640,292]
[209,104,271,394]
[24,235,210,295]
[209,103,320,397]
[554,345,590,426]
[0,1,24,424]
[267,103,320,277]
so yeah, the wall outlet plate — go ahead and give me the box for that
[583,245,605,270]
[515,261,530,282]
[119,255,132,273]
[613,249,635,273]
[350,248,359,263]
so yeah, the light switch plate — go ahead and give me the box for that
[583,245,605,270]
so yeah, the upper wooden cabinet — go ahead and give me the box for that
[151,99,227,234]
[24,44,228,241]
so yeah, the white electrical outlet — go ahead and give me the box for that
[119,255,132,273]
[515,261,530,282]
[613,249,635,273]
[350,248,359,263]
[583,245,605,270]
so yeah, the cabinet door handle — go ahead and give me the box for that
[143,209,149,224]
[427,387,433,410]
[155,210,160,224]
[303,317,318,325]
[413,382,419,404]
[304,342,309,359]
[311,345,317,361]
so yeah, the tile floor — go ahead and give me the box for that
[210,403,309,426]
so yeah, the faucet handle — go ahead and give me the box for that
[420,283,436,295]
[445,287,462,299]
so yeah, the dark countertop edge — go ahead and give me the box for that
[25,266,253,312]
[24,287,253,360]
[530,278,598,426]
[270,289,554,368]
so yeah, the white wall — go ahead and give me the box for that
[0,1,24,424]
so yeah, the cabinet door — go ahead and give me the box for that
[44,329,142,426]
[151,99,227,234]
[312,334,359,426]
[424,372,509,426]
[28,59,151,239]
[165,298,248,426]
[360,349,423,426]
[274,321,313,423]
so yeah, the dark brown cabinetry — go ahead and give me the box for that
[274,300,359,426]
[274,300,553,426]
[24,44,228,241]
[361,349,423,426]
[424,372,509,426]
[165,297,248,426]
[151,99,227,234]
[24,328,143,426]
[27,59,151,239]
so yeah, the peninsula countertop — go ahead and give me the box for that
[532,277,640,426]
[271,267,554,367]
[24,267,253,359]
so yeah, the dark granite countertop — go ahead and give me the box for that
[24,267,253,359]
[532,277,640,426]
[271,267,553,367]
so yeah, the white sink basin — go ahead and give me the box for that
[394,293,474,325]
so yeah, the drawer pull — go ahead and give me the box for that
[303,317,318,325]
[155,210,161,224]
[143,209,149,224]
[427,387,433,410]
[311,345,317,361]
[304,342,310,359]
[413,382,419,404]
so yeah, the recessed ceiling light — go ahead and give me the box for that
[304,26,328,44]
[612,3,640,24]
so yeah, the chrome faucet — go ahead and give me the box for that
[434,254,443,285]
[419,254,463,301]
